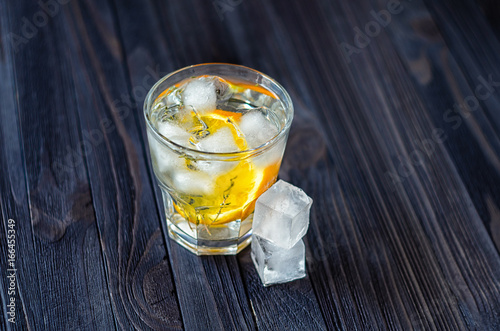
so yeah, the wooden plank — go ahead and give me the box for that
[0,307,6,331]
[165,250,256,330]
[307,0,500,328]
[0,1,116,330]
[424,0,500,132]
[475,0,500,50]
[422,0,500,251]
[238,250,328,331]
[0,6,41,331]
[57,0,183,329]
[374,0,500,327]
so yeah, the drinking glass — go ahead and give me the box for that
[144,63,293,255]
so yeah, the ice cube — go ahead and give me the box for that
[213,77,232,103]
[195,160,237,176]
[251,235,306,286]
[182,78,217,114]
[157,121,191,147]
[252,180,312,249]
[172,169,214,195]
[166,87,182,106]
[153,87,182,111]
[196,127,239,153]
[239,111,279,149]
[241,88,274,108]
[147,131,185,173]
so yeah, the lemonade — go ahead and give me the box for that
[144,64,293,255]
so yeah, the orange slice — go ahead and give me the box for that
[174,159,280,225]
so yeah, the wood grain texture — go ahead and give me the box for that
[262,0,500,329]
[422,0,500,252]
[238,250,327,331]
[312,0,500,328]
[476,0,500,36]
[60,0,183,329]
[384,0,500,327]
[0,6,43,331]
[0,1,115,330]
[0,70,32,331]
[1,0,500,330]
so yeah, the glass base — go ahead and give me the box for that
[166,218,253,255]
[161,186,253,255]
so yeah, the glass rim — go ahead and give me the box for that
[143,63,294,158]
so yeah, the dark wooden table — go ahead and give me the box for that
[1,0,500,330]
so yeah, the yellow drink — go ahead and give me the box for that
[145,64,293,255]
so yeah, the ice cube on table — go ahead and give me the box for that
[251,235,306,286]
[182,78,217,114]
[252,180,312,249]
[196,127,239,153]
[239,111,279,149]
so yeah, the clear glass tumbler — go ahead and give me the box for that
[144,63,293,255]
